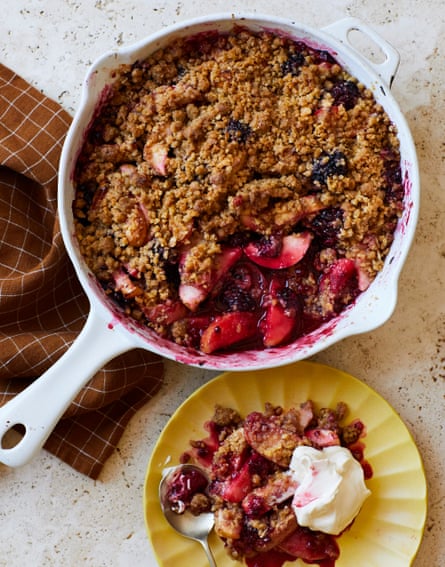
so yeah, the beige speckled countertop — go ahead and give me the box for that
[1,1,444,566]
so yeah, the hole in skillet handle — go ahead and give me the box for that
[1,423,26,450]
[323,18,400,88]
[346,28,387,64]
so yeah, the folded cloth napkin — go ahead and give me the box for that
[0,64,164,479]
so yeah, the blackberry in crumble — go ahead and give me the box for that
[219,284,257,313]
[227,118,252,143]
[309,207,344,247]
[330,80,360,110]
[281,51,306,76]
[311,151,348,186]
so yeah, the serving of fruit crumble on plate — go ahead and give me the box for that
[73,27,405,356]
[144,362,427,567]
[164,399,372,566]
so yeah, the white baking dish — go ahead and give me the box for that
[0,14,419,467]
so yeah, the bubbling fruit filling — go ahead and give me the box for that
[165,401,372,567]
[73,27,404,354]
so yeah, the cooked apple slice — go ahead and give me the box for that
[178,284,208,313]
[318,257,359,316]
[143,300,188,326]
[305,428,340,448]
[200,311,258,354]
[260,277,301,348]
[241,471,298,516]
[212,461,252,503]
[143,141,168,175]
[244,232,312,269]
[279,526,340,562]
[261,301,295,347]
[179,246,242,311]
[112,269,142,299]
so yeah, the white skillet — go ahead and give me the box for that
[0,15,419,467]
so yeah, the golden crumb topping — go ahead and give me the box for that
[73,28,403,349]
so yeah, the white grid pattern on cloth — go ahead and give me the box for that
[0,333,73,380]
[52,414,117,472]
[45,373,164,479]
[0,176,51,275]
[0,63,164,477]
[0,77,69,188]
[72,351,164,410]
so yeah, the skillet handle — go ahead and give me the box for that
[323,17,400,87]
[0,307,133,468]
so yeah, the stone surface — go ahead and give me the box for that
[0,1,444,565]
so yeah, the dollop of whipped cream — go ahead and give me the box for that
[289,445,371,535]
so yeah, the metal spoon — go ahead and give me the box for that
[159,464,216,567]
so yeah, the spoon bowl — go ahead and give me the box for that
[159,464,216,567]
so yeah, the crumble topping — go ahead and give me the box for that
[73,28,404,351]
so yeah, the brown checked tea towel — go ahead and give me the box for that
[0,64,164,479]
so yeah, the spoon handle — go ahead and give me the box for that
[200,539,217,567]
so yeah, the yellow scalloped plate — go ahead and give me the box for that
[144,361,427,566]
